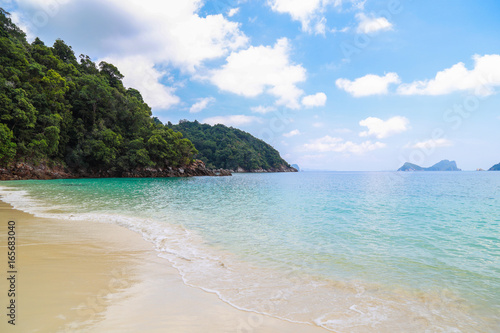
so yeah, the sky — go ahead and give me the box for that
[3,0,500,171]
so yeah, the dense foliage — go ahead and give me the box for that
[0,9,197,171]
[168,120,291,171]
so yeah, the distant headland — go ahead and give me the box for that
[0,11,295,180]
[489,163,500,171]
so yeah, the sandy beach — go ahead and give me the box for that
[0,199,327,333]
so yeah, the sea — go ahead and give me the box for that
[1,171,499,332]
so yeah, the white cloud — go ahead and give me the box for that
[268,0,360,35]
[283,129,301,137]
[100,56,180,109]
[330,26,350,33]
[302,135,386,154]
[313,122,324,128]
[336,73,400,97]
[397,54,500,96]
[251,105,277,114]
[268,0,330,34]
[336,54,500,98]
[9,11,34,40]
[107,0,248,73]
[15,0,248,73]
[359,116,409,139]
[12,0,249,111]
[302,92,327,107]
[227,7,240,17]
[202,115,261,127]
[407,138,453,149]
[210,38,306,108]
[356,13,393,34]
[190,97,215,113]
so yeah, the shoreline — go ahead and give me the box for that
[0,160,231,181]
[0,161,296,181]
[0,199,326,333]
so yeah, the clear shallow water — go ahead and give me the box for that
[1,172,499,331]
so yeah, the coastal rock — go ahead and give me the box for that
[0,163,73,180]
[230,164,298,173]
[213,169,232,176]
[0,160,231,181]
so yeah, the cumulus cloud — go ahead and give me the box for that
[397,54,500,96]
[9,11,33,39]
[406,138,453,149]
[302,92,327,107]
[336,73,400,97]
[100,55,180,109]
[202,115,261,127]
[190,97,215,113]
[268,0,360,35]
[336,54,500,98]
[302,135,386,154]
[227,7,240,17]
[356,12,393,34]
[251,105,277,114]
[11,0,248,110]
[359,116,410,139]
[15,0,248,72]
[268,0,329,34]
[283,129,301,137]
[210,38,306,108]
[109,0,248,73]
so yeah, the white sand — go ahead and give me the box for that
[0,200,327,333]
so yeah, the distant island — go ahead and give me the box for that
[398,160,461,171]
[489,163,500,171]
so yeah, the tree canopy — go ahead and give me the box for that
[0,9,197,172]
[168,120,291,171]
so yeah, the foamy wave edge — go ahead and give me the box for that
[0,185,493,332]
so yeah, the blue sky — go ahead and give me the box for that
[4,0,500,170]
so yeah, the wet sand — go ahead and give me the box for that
[0,200,327,333]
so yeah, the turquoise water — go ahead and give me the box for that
[1,172,499,331]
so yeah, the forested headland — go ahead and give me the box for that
[0,9,294,179]
[168,120,295,172]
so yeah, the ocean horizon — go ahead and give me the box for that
[1,171,499,332]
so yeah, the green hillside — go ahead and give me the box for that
[0,9,197,172]
[168,120,294,171]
